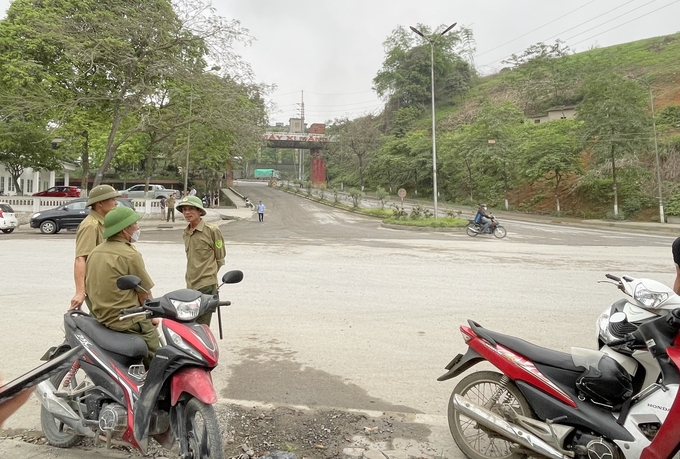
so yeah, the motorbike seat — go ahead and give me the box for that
[469,320,582,372]
[68,314,148,360]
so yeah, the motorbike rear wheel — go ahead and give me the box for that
[182,398,224,459]
[493,226,507,239]
[40,366,86,448]
[466,224,479,237]
[448,371,531,459]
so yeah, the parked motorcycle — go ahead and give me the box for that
[465,216,506,239]
[440,310,680,459]
[36,270,243,458]
[596,274,680,395]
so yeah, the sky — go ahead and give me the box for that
[1,0,680,126]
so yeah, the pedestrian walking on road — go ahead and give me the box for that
[176,196,226,326]
[159,196,166,219]
[166,193,176,222]
[257,200,265,222]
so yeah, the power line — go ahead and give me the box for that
[571,0,680,47]
[477,0,675,70]
[563,0,661,42]
[475,0,597,58]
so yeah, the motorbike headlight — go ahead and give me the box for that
[634,284,669,309]
[170,298,201,320]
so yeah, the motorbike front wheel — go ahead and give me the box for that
[448,371,532,459]
[181,398,224,459]
[465,224,479,237]
[493,226,507,239]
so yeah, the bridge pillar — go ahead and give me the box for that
[310,148,326,188]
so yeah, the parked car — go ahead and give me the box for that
[121,184,175,199]
[0,203,18,233]
[33,186,82,198]
[29,198,134,234]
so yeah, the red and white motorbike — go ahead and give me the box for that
[440,309,680,459]
[36,270,243,458]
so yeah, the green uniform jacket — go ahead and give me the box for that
[183,219,226,290]
[75,211,105,258]
[85,235,154,330]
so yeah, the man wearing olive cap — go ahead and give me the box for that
[86,206,158,366]
[177,196,226,325]
[70,185,121,311]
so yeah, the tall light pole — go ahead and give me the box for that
[649,88,665,223]
[184,90,192,196]
[410,23,456,220]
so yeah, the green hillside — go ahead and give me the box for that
[323,31,680,221]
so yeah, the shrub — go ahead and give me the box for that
[375,188,389,209]
[348,188,364,208]
[391,204,407,219]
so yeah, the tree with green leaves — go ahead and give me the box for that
[0,118,61,194]
[577,74,651,217]
[327,116,382,190]
[373,25,472,118]
[521,119,583,213]
[0,0,252,187]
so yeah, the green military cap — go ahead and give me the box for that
[176,195,206,216]
[87,185,121,207]
[103,206,141,239]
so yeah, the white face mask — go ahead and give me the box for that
[130,228,141,243]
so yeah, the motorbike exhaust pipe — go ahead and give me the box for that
[36,380,95,438]
[452,394,567,459]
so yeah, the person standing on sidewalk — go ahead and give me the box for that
[176,196,226,325]
[70,185,121,311]
[166,192,176,222]
[257,200,265,222]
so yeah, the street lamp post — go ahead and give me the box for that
[649,88,665,223]
[410,23,456,220]
[184,90,192,196]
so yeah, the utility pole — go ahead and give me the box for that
[297,90,305,181]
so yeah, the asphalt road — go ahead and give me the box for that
[1,182,677,457]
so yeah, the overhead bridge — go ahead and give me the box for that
[262,131,334,186]
[263,132,333,149]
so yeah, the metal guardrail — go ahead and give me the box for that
[0,196,165,215]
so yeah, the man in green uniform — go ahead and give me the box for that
[86,206,158,366]
[70,185,121,311]
[166,192,176,222]
[176,196,226,325]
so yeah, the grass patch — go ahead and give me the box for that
[357,208,393,218]
[383,217,468,227]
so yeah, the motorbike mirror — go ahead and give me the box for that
[610,311,628,324]
[221,270,244,285]
[117,275,142,290]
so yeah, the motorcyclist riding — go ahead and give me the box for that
[475,204,492,234]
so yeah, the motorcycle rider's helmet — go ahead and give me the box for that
[103,206,141,239]
[86,185,121,207]
[576,354,633,409]
[176,195,206,216]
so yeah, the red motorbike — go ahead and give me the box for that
[440,310,680,459]
[36,270,243,458]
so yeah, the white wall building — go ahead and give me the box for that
[0,162,77,196]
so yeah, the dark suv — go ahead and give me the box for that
[29,198,134,234]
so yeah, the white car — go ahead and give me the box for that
[0,203,18,233]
